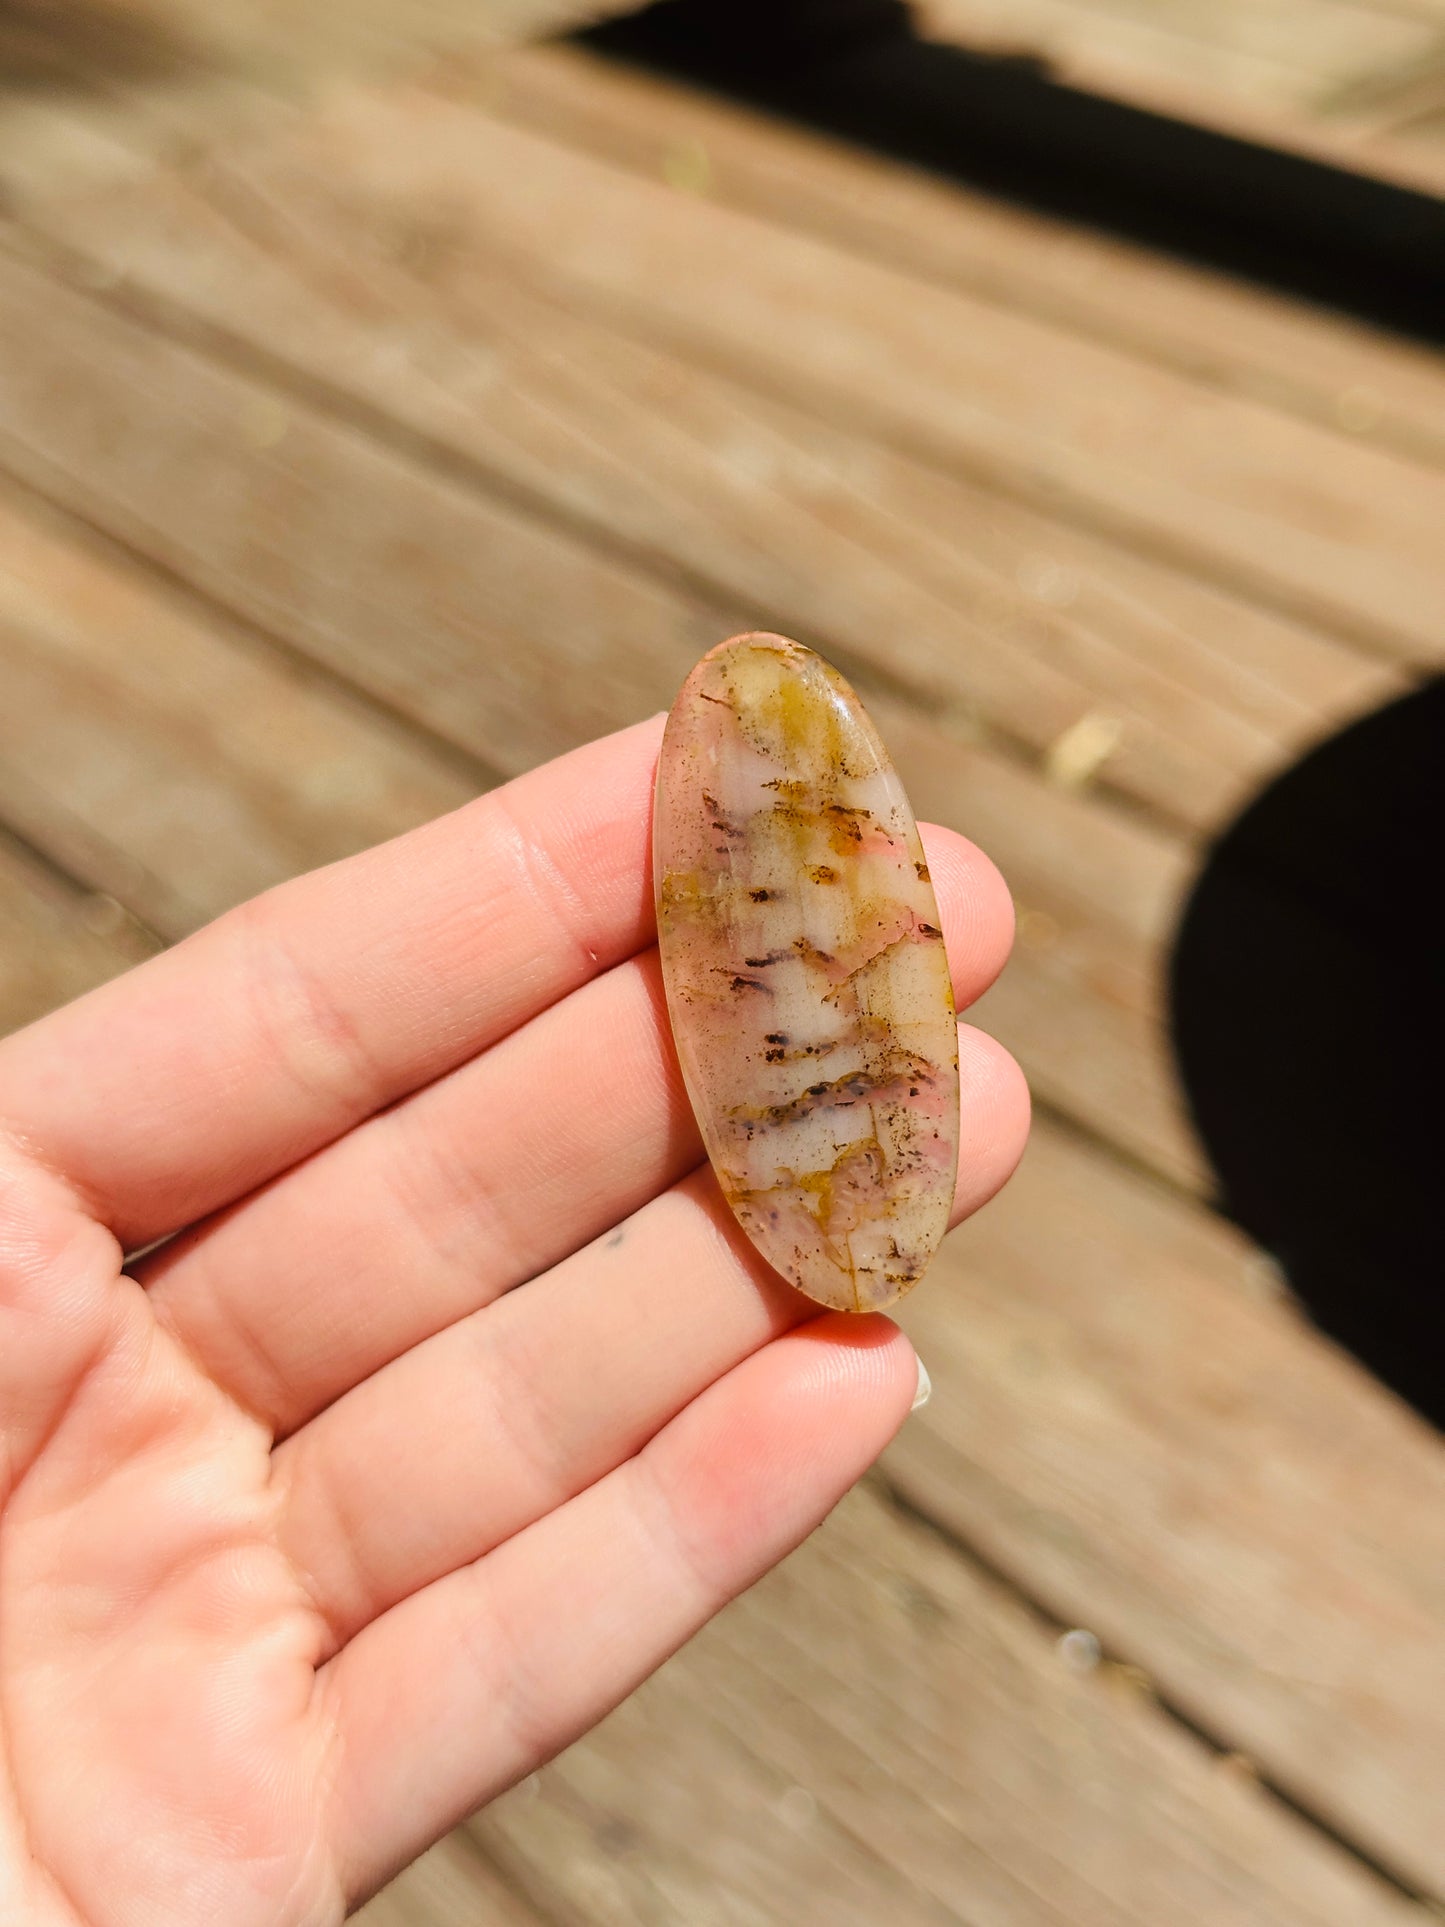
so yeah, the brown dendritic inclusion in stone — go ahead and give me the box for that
[654,633,960,1312]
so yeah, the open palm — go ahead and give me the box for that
[0,717,1027,1924]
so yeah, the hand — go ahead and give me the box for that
[0,717,1027,1924]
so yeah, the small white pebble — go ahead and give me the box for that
[1045,711,1124,789]
[81,894,127,937]
[1058,1628,1102,1674]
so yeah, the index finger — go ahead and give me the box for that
[0,716,665,1247]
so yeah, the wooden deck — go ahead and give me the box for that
[917,0,1445,195]
[0,4,1442,1920]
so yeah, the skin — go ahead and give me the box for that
[0,715,1029,1925]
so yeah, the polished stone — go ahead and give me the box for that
[654,633,959,1311]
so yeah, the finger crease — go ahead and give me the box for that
[492,791,603,982]
[468,1315,573,1518]
[238,896,393,1131]
[628,1448,728,1627]
[384,1101,529,1300]
[269,1449,359,1662]
[453,1556,560,1776]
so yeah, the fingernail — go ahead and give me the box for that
[911,1355,932,1411]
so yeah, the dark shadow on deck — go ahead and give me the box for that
[578,0,1445,346]
[1171,681,1445,1429]
[578,0,1445,1418]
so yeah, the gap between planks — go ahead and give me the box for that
[8,28,1445,678]
[0,213,1320,858]
[393,69,1445,673]
[0,163,1411,857]
[0,469,487,929]
[470,1480,1436,1926]
[0,454,505,808]
[0,248,1213,1190]
[9,19,1445,481]
[483,42,1445,474]
[872,1474,1433,1912]
[0,819,160,1037]
[0,35,1425,886]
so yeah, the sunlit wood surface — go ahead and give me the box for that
[0,4,1441,1921]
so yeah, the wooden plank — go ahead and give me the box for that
[12,24,1445,488]
[0,833,156,1039]
[0,249,729,774]
[0,15,283,209]
[0,0,638,99]
[0,480,477,937]
[7,59,1444,687]
[149,0,644,68]
[0,4,645,209]
[0,139,1403,844]
[158,77,1445,672]
[889,1115,1445,1900]
[471,1483,1429,1925]
[915,0,1445,196]
[0,242,1206,1185]
[0,79,1417,1188]
[481,44,1445,475]
[356,1829,548,1927]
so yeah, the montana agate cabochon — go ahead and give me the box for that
[654,633,960,1312]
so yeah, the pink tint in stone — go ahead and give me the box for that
[653,632,960,1312]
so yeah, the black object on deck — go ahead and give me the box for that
[579,0,1445,344]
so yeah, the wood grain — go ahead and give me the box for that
[0,242,1206,1184]
[0,831,156,1038]
[484,44,1445,474]
[239,82,1445,669]
[355,1830,549,1927]
[0,101,1413,836]
[917,0,1439,112]
[0,479,476,936]
[472,1483,1429,1926]
[0,265,1436,1885]
[1,48,1424,844]
[0,175,1397,846]
[0,21,1440,1919]
[893,1116,1445,1897]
